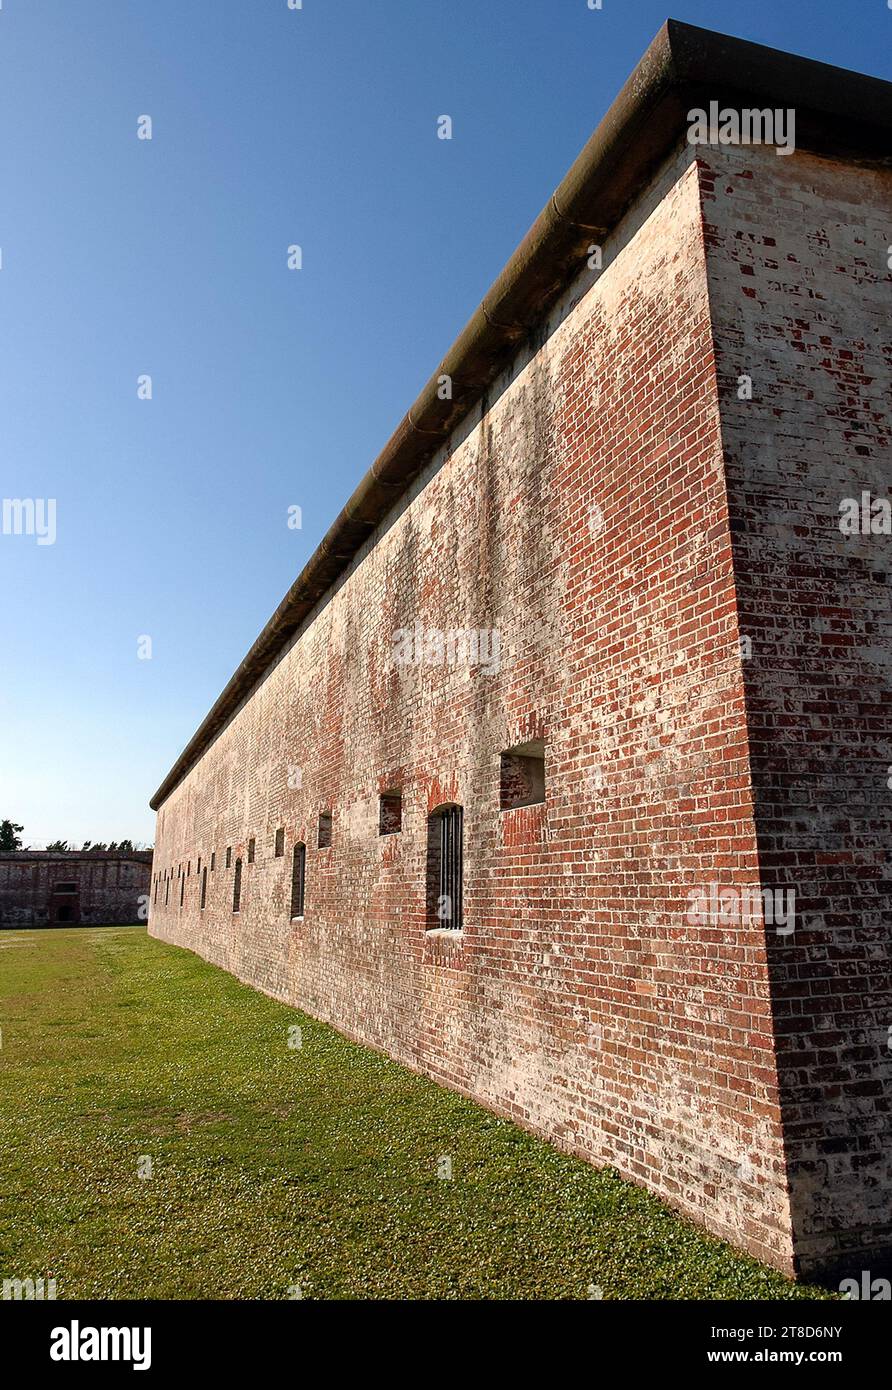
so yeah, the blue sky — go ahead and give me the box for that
[1,0,890,849]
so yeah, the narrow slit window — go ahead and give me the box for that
[499,740,546,810]
[165,876,170,906]
[290,843,306,919]
[200,866,207,910]
[274,828,285,858]
[248,837,256,864]
[211,851,216,871]
[225,847,232,869]
[232,858,242,913]
[426,804,463,931]
[379,793,402,836]
[179,875,185,907]
[318,813,332,849]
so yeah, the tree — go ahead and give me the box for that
[45,840,69,852]
[79,838,143,854]
[0,820,24,851]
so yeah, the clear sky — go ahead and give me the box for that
[1,0,890,849]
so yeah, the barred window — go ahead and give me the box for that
[426,804,463,931]
[291,843,306,920]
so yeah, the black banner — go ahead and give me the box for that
[3,1297,887,1375]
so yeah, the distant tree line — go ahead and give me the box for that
[0,820,151,853]
[46,839,146,853]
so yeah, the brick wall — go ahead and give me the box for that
[150,143,810,1273]
[0,854,152,927]
[701,143,892,1279]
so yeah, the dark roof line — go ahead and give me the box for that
[150,18,892,810]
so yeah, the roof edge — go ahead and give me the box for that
[150,19,892,810]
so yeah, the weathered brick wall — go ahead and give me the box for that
[0,854,152,926]
[151,144,803,1273]
[702,144,892,1278]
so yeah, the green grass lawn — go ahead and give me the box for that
[0,926,829,1300]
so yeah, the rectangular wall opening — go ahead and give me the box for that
[318,813,332,849]
[379,792,402,836]
[499,740,546,810]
